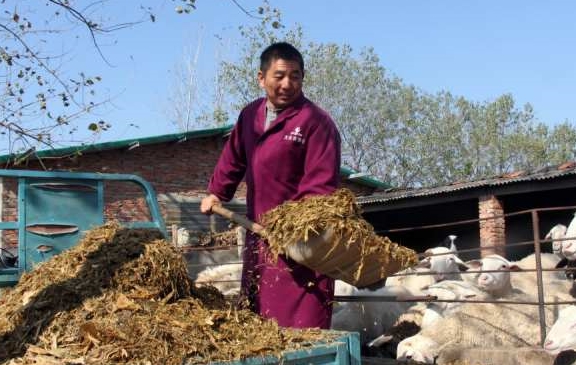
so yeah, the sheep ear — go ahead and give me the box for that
[424,248,434,257]
[509,264,521,272]
[466,260,482,269]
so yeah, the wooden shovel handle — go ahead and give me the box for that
[211,205,265,234]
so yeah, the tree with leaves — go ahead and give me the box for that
[0,0,198,157]
[172,4,576,188]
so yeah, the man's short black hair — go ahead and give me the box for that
[259,42,304,75]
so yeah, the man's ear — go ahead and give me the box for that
[257,70,265,88]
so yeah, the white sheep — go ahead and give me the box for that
[386,238,469,295]
[392,253,574,363]
[396,293,562,364]
[544,305,576,355]
[463,253,571,299]
[330,285,413,344]
[363,282,484,356]
[511,252,569,295]
[419,280,489,328]
[363,286,477,361]
[545,223,567,257]
[333,238,469,351]
[554,214,576,282]
[464,254,521,298]
[396,334,441,363]
[383,266,437,296]
[513,252,562,277]
[418,247,469,282]
[414,253,570,330]
[194,263,242,296]
[560,212,576,261]
[192,226,246,296]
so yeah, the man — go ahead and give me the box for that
[200,42,341,329]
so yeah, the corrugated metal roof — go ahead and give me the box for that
[358,161,576,205]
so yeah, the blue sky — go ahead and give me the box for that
[19,0,576,144]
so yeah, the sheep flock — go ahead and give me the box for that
[193,221,576,365]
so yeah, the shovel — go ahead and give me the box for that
[211,205,264,235]
[210,204,412,288]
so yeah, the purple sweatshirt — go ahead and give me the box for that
[208,94,341,328]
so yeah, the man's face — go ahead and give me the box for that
[258,58,303,109]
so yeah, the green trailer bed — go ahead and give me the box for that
[206,331,361,365]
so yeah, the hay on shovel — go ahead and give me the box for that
[259,188,418,287]
[0,223,336,365]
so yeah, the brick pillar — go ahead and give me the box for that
[478,195,506,257]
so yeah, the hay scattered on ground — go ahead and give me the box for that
[259,189,418,281]
[0,223,334,365]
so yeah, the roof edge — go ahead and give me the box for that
[340,166,391,189]
[0,125,234,164]
[0,126,391,190]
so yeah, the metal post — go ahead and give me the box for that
[531,210,547,345]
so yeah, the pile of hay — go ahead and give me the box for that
[259,189,418,284]
[0,223,333,365]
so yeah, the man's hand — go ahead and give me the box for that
[200,194,221,214]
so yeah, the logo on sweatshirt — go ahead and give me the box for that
[283,126,305,144]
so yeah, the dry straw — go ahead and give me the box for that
[0,223,334,364]
[259,188,419,284]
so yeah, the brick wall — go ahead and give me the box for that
[478,195,506,257]
[2,137,228,224]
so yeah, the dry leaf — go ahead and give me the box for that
[114,293,142,312]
